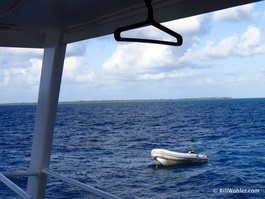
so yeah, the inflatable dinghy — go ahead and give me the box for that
[151,149,207,166]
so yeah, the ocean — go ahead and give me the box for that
[0,98,264,198]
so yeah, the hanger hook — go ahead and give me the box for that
[114,0,183,46]
[145,0,154,21]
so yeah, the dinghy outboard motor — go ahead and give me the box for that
[188,149,195,154]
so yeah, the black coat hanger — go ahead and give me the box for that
[114,0,183,46]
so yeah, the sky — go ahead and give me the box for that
[1,1,265,103]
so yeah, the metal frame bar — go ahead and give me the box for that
[2,172,38,177]
[42,168,121,199]
[0,173,32,199]
[1,169,121,199]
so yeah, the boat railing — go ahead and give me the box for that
[1,169,121,199]
[0,172,34,199]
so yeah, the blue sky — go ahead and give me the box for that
[1,1,265,103]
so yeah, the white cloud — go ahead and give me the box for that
[0,57,42,100]
[137,70,199,80]
[224,75,248,84]
[189,26,265,60]
[76,72,95,82]
[259,67,265,76]
[0,47,43,69]
[5,48,43,57]
[63,56,95,83]
[66,42,86,57]
[163,14,210,36]
[24,59,42,85]
[239,26,263,51]
[191,77,214,86]
[0,70,10,87]
[102,15,211,81]
[214,4,253,21]
[103,43,174,75]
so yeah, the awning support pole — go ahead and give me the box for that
[27,30,66,199]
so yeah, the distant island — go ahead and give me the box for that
[0,97,232,105]
[59,97,232,104]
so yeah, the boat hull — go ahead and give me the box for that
[151,149,207,166]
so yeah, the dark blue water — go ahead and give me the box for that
[1,99,265,198]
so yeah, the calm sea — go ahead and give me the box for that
[0,99,265,198]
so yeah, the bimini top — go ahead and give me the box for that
[0,0,261,48]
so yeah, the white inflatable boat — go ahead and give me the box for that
[151,149,207,166]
